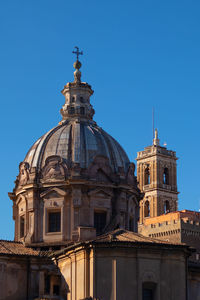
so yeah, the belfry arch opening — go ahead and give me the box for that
[164,200,170,214]
[144,200,150,218]
[145,167,150,185]
[163,168,169,185]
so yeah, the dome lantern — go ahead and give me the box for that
[60,47,95,122]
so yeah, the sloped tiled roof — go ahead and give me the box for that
[51,229,189,258]
[92,229,182,245]
[0,240,41,256]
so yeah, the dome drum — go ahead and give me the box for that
[10,149,139,246]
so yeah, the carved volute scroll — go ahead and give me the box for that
[41,155,68,181]
[18,162,30,186]
[126,162,137,186]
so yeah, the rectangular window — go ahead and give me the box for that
[142,283,155,300]
[94,211,107,235]
[20,216,25,238]
[53,284,60,295]
[48,211,61,232]
[143,288,153,300]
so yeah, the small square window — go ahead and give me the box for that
[48,211,61,233]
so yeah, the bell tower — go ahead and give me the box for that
[136,129,178,225]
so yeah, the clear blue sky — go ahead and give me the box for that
[1,0,200,240]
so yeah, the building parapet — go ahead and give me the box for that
[140,210,200,226]
[139,211,200,242]
[137,146,176,160]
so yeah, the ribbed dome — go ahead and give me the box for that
[23,57,131,175]
[24,120,130,173]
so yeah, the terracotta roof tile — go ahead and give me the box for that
[52,229,188,258]
[0,240,42,256]
[93,229,182,245]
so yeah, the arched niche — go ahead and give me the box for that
[163,167,169,185]
[144,200,150,218]
[144,167,150,185]
[164,200,170,214]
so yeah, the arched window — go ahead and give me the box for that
[164,200,170,214]
[163,168,169,185]
[144,200,150,217]
[71,96,75,103]
[80,96,84,103]
[145,167,150,185]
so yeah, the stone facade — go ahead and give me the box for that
[53,229,190,300]
[188,262,200,299]
[0,241,60,300]
[138,210,200,261]
[0,230,193,300]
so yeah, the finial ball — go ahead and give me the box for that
[73,60,82,70]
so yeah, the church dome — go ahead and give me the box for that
[10,49,139,247]
[23,51,130,175]
[24,120,130,173]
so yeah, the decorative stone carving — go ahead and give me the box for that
[87,155,113,182]
[142,271,157,283]
[72,188,82,206]
[42,155,68,181]
[71,162,81,177]
[126,162,137,186]
[18,162,30,186]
